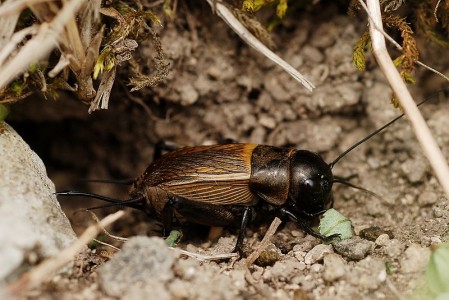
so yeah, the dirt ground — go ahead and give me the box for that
[7,2,449,299]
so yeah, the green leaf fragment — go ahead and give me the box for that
[276,0,288,18]
[0,104,10,121]
[426,242,449,295]
[319,208,353,241]
[165,230,183,247]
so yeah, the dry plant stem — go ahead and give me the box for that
[245,217,282,267]
[0,0,87,89]
[87,210,128,242]
[0,0,50,16]
[205,0,315,92]
[7,210,125,296]
[0,25,38,66]
[366,0,449,199]
[174,248,238,261]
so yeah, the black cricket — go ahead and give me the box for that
[57,96,434,254]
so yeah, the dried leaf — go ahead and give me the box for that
[353,30,371,71]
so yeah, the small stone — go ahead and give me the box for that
[333,237,374,261]
[258,115,277,129]
[401,158,428,183]
[176,83,199,106]
[255,244,282,267]
[430,236,442,245]
[323,253,347,282]
[169,279,190,299]
[301,45,324,63]
[346,257,386,290]
[400,244,431,273]
[310,263,323,273]
[360,226,394,241]
[229,269,246,289]
[271,258,305,281]
[293,250,306,263]
[249,126,266,145]
[123,280,171,300]
[382,239,405,258]
[304,244,334,265]
[264,76,290,102]
[292,288,311,300]
[293,237,319,253]
[375,234,391,246]
[98,237,176,297]
[417,191,438,207]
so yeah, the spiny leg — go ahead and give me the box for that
[164,195,251,254]
[232,206,252,256]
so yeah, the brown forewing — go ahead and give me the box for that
[140,144,258,206]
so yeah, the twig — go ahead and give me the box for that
[0,25,38,66]
[434,0,443,23]
[365,0,449,199]
[7,210,124,296]
[245,217,282,267]
[0,0,87,89]
[86,209,128,242]
[0,0,51,17]
[93,238,121,251]
[415,61,449,83]
[205,0,315,92]
[174,248,238,261]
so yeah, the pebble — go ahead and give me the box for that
[333,237,374,261]
[381,239,405,258]
[271,258,306,281]
[98,237,176,297]
[255,244,282,267]
[347,257,386,290]
[323,253,347,282]
[401,158,428,183]
[176,83,199,106]
[300,45,324,63]
[310,263,323,273]
[258,115,277,129]
[123,280,171,300]
[264,76,291,102]
[359,226,394,241]
[304,244,334,265]
[417,191,438,207]
[400,244,431,273]
[293,237,319,252]
[375,234,391,246]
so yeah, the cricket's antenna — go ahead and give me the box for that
[329,90,444,169]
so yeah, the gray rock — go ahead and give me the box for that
[333,237,374,261]
[417,191,438,207]
[0,122,76,282]
[381,239,405,258]
[174,257,241,300]
[271,257,306,282]
[123,280,171,300]
[176,83,199,106]
[346,257,387,290]
[401,157,429,183]
[400,244,431,273]
[98,236,176,297]
[323,253,347,282]
[304,244,334,265]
